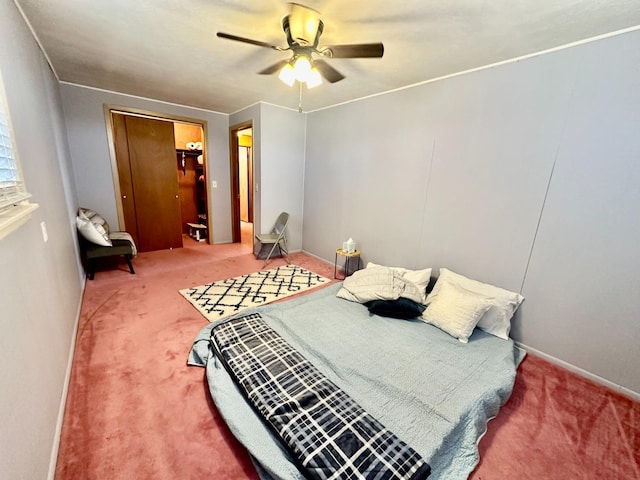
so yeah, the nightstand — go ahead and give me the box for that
[334,248,361,280]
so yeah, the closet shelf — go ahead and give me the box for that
[176,149,202,156]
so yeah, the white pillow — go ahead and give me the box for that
[426,268,524,340]
[366,262,432,303]
[79,207,109,232]
[76,211,112,247]
[421,281,491,343]
[336,266,425,305]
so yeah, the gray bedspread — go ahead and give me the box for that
[188,283,525,480]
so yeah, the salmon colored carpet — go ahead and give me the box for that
[55,234,640,479]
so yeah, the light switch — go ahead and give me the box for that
[40,221,48,243]
[211,180,217,188]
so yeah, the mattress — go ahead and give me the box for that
[189,283,524,480]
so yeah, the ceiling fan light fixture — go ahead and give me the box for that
[278,56,322,89]
[219,3,384,91]
[278,62,296,87]
[306,67,322,89]
[288,3,320,45]
[293,56,312,82]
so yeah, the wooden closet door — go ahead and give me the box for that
[112,113,140,247]
[124,115,183,252]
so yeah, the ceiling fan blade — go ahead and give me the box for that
[258,60,289,75]
[324,43,384,58]
[314,59,345,84]
[216,32,279,50]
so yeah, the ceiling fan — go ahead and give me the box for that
[217,3,384,89]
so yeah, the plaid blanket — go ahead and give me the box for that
[210,313,431,480]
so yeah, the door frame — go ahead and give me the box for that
[229,120,253,243]
[104,105,211,243]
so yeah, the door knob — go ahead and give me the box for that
[122,195,127,199]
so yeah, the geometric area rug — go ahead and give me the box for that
[179,264,331,322]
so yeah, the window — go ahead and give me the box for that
[0,70,37,240]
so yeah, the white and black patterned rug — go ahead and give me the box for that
[179,265,331,322]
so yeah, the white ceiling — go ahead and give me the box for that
[14,0,640,114]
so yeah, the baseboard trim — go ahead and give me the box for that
[515,341,640,402]
[300,249,333,268]
[47,276,85,480]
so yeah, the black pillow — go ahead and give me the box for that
[366,298,426,319]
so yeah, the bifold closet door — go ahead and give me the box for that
[113,113,183,252]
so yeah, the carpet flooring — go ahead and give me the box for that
[54,239,640,479]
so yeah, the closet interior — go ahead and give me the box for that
[175,123,207,242]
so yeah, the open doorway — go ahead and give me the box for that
[229,121,254,246]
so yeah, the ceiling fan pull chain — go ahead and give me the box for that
[298,82,303,113]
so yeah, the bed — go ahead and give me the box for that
[189,269,525,480]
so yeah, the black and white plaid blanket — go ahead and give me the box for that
[210,313,431,480]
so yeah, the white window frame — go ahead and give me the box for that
[0,69,38,240]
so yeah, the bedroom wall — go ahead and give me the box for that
[260,103,306,252]
[303,29,640,397]
[0,1,84,479]
[58,83,233,243]
[230,103,262,240]
[230,103,306,252]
